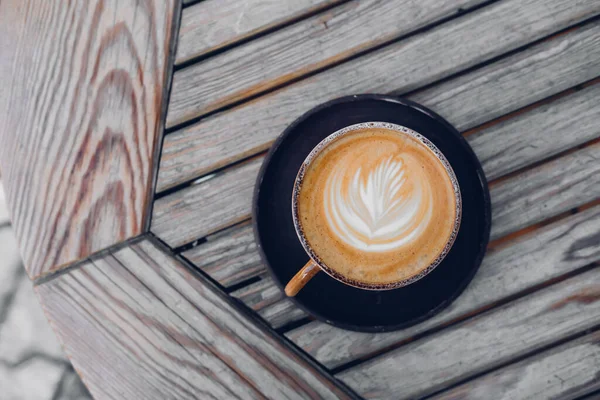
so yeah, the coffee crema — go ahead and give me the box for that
[296,124,460,286]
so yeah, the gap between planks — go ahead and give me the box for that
[336,265,600,398]
[153,25,600,248]
[167,0,498,129]
[168,76,600,363]
[157,7,600,194]
[176,0,351,66]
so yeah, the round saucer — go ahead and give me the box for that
[253,94,491,332]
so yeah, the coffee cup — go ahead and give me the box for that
[284,122,461,296]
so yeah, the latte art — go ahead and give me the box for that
[296,124,460,286]
[324,155,433,252]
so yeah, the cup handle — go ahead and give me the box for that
[284,260,320,297]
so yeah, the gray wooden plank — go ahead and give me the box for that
[259,299,309,330]
[232,275,308,329]
[36,239,352,400]
[167,0,488,127]
[232,274,281,312]
[158,1,600,192]
[153,157,262,247]
[409,26,600,133]
[152,105,600,249]
[431,330,600,400]
[470,82,600,181]
[337,266,600,399]
[182,221,265,288]
[0,0,178,279]
[177,0,346,64]
[182,221,308,328]
[285,202,600,368]
[175,82,600,287]
[491,141,600,240]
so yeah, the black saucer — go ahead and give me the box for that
[253,94,491,332]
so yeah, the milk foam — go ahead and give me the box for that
[324,155,433,252]
[296,124,460,286]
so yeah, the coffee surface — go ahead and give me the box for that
[297,126,458,285]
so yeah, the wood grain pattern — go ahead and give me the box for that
[288,204,600,368]
[338,266,600,399]
[431,330,600,400]
[164,143,600,338]
[491,142,600,240]
[159,83,600,329]
[152,85,600,248]
[158,1,600,191]
[201,202,600,367]
[182,221,265,288]
[153,157,262,247]
[182,222,307,328]
[232,275,308,329]
[0,0,178,279]
[470,82,600,181]
[176,0,346,64]
[175,82,600,290]
[167,0,488,126]
[36,238,352,400]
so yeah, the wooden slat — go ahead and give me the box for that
[0,0,178,279]
[158,1,600,191]
[152,85,600,248]
[337,266,600,399]
[160,83,600,329]
[177,0,346,64]
[182,221,265,287]
[232,274,281,311]
[153,157,262,247]
[167,0,488,127]
[431,330,600,400]
[491,142,600,240]
[288,204,600,369]
[232,275,308,329]
[259,299,309,331]
[36,239,352,400]
[182,222,307,328]
[177,82,600,283]
[157,84,600,329]
[470,82,600,181]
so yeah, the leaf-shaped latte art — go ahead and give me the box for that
[324,155,433,252]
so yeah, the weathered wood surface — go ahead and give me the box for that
[232,275,308,329]
[337,266,600,399]
[469,82,600,181]
[178,82,600,291]
[36,239,352,400]
[158,1,600,191]
[288,204,600,368]
[491,142,600,240]
[152,82,600,248]
[0,0,178,279]
[176,0,346,64]
[182,221,264,288]
[182,221,308,328]
[431,329,600,400]
[192,202,600,367]
[167,0,488,126]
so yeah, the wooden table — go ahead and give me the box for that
[1,0,600,398]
